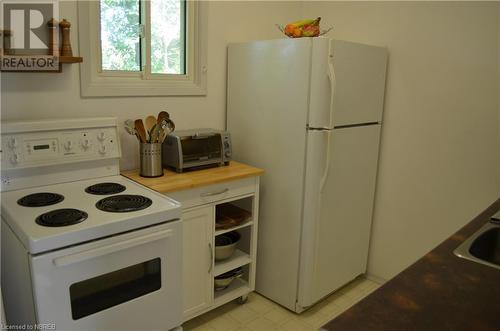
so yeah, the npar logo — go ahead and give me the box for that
[1,0,59,71]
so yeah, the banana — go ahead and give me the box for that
[310,17,321,26]
[289,18,316,28]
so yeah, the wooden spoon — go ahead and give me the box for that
[145,116,156,141]
[134,119,147,143]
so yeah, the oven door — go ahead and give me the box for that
[30,220,182,331]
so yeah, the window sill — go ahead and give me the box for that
[80,74,207,97]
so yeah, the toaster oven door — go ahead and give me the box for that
[181,133,222,165]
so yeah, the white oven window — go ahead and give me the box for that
[69,258,162,320]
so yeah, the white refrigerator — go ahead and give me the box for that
[227,37,388,312]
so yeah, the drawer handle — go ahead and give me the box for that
[200,188,229,197]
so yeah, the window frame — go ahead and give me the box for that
[78,0,207,97]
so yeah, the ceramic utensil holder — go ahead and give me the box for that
[140,143,163,178]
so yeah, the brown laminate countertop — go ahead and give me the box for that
[121,161,264,193]
[322,198,500,331]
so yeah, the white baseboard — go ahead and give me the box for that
[364,273,387,285]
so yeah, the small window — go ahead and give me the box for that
[78,0,207,97]
[100,0,142,72]
[150,0,185,74]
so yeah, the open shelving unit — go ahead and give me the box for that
[128,163,264,323]
[212,195,257,305]
[214,249,252,277]
[213,278,251,307]
[214,220,253,236]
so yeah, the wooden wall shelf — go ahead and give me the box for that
[59,56,83,64]
[0,55,83,73]
[1,18,82,73]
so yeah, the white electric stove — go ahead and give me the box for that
[1,118,182,331]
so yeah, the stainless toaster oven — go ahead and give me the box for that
[162,129,232,172]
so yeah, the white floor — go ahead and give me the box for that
[183,277,381,331]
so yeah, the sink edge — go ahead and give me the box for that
[453,222,500,270]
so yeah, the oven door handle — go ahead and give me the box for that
[52,229,173,267]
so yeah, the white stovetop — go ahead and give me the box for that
[1,175,181,254]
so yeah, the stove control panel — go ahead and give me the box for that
[2,127,120,169]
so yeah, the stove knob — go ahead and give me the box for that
[81,139,91,150]
[8,137,18,149]
[10,153,19,165]
[98,145,107,155]
[97,132,106,142]
[64,140,73,151]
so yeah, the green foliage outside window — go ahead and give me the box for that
[100,0,184,74]
[101,0,140,71]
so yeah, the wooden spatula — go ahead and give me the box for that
[134,119,147,143]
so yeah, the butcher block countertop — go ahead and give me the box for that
[322,198,500,331]
[121,161,264,193]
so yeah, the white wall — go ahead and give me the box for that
[1,1,298,169]
[299,2,500,281]
[2,1,499,282]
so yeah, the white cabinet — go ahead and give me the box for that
[181,206,214,320]
[167,176,260,322]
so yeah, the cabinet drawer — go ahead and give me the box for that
[166,178,256,209]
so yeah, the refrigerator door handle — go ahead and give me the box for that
[319,130,332,193]
[322,46,335,192]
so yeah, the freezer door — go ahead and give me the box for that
[298,125,381,308]
[331,40,387,126]
[308,37,334,129]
